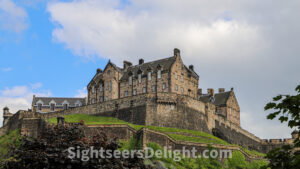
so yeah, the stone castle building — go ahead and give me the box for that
[1,48,298,154]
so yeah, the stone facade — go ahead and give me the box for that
[32,95,86,113]
[87,48,199,105]
[1,48,297,154]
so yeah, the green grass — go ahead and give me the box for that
[48,114,265,158]
[48,114,229,145]
[0,129,22,160]
[241,146,266,157]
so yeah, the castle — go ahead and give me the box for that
[1,48,298,154]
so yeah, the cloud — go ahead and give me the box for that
[0,0,28,33]
[47,0,300,139]
[0,83,51,127]
[74,87,87,98]
[1,67,12,72]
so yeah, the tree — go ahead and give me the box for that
[1,123,152,169]
[263,84,300,169]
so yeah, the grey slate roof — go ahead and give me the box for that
[199,91,231,106]
[34,97,86,107]
[120,56,198,81]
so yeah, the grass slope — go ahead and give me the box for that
[0,129,21,160]
[48,114,265,157]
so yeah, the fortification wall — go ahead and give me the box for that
[214,116,262,152]
[145,93,210,133]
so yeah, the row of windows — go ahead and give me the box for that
[174,72,184,82]
[37,103,81,112]
[174,84,184,93]
[129,70,162,85]
[124,83,167,97]
[91,80,112,94]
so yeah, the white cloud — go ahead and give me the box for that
[47,0,300,139]
[0,0,28,32]
[1,67,12,72]
[0,83,51,127]
[74,87,87,98]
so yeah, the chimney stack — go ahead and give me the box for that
[97,68,102,74]
[189,65,194,71]
[139,59,144,65]
[174,48,180,57]
[218,88,225,93]
[207,88,214,96]
[198,88,202,96]
[123,61,132,70]
[292,130,299,139]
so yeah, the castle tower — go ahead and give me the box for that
[3,107,13,126]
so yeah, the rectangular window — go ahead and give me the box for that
[125,91,128,97]
[100,85,103,92]
[143,87,146,93]
[100,96,104,102]
[229,108,232,115]
[50,103,55,112]
[129,76,133,85]
[175,72,177,80]
[92,99,95,104]
[38,103,42,111]
[106,82,109,90]
[181,73,184,82]
[175,84,178,91]
[138,74,142,83]
[92,86,95,93]
[105,96,108,101]
[109,80,112,91]
[148,72,152,81]
[162,83,166,90]
[63,104,68,110]
[158,70,161,79]
[133,89,137,95]
[152,85,156,92]
[181,87,184,93]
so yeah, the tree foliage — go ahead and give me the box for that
[264,84,300,169]
[0,123,152,169]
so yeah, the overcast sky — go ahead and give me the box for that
[0,0,299,139]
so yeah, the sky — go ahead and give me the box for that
[0,0,299,139]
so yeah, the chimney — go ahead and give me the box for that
[123,61,132,70]
[97,68,102,74]
[292,130,299,139]
[207,88,214,96]
[139,59,144,65]
[189,65,194,71]
[3,107,9,115]
[231,87,234,91]
[174,48,180,58]
[218,88,225,93]
[198,88,202,96]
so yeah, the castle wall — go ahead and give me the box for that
[214,116,262,152]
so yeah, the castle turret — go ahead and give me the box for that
[3,107,13,126]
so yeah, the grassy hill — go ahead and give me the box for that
[48,114,265,157]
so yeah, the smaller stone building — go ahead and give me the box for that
[32,95,87,113]
[199,88,240,126]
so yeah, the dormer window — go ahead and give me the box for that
[158,70,161,79]
[38,103,42,111]
[50,103,55,112]
[148,72,152,81]
[63,104,68,110]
